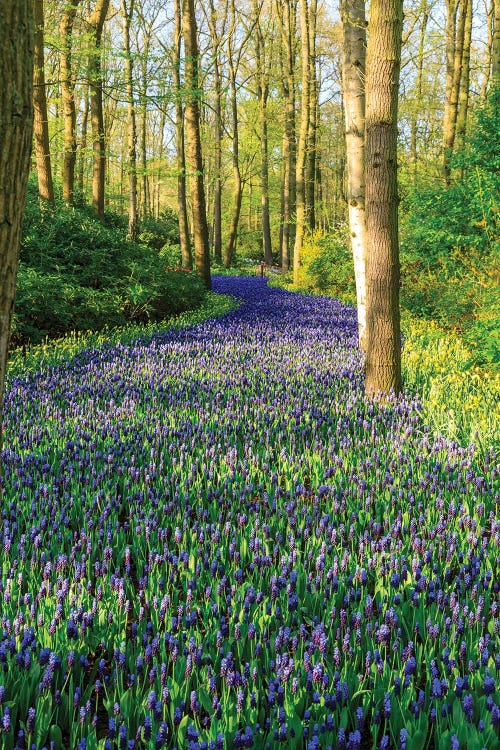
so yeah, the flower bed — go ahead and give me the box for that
[0,277,498,749]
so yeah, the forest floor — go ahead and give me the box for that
[1,276,498,749]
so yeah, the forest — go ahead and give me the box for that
[0,0,498,749]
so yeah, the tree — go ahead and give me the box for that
[60,0,82,205]
[223,0,255,267]
[0,0,34,449]
[442,0,468,183]
[173,0,193,268]
[340,0,367,351]
[88,0,110,219]
[456,0,472,148]
[121,0,139,240]
[276,0,297,271]
[493,0,500,86]
[182,0,211,288]
[204,0,228,264]
[305,0,318,228]
[293,0,311,284]
[34,0,55,205]
[364,0,403,397]
[254,0,273,265]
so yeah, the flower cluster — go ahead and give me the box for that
[0,277,497,749]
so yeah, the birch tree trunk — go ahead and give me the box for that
[0,0,34,452]
[60,0,81,205]
[34,0,54,205]
[293,0,310,285]
[121,0,139,241]
[364,0,403,397]
[174,0,192,268]
[88,0,110,219]
[340,0,367,351]
[182,0,211,288]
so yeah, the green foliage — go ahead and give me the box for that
[400,88,500,366]
[294,226,357,303]
[14,183,204,344]
[235,228,266,262]
[138,208,181,250]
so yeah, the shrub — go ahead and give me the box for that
[15,185,205,344]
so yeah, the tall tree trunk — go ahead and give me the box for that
[121,0,139,241]
[305,0,318,228]
[255,4,273,265]
[205,0,226,264]
[88,0,110,219]
[224,0,243,268]
[442,0,466,183]
[456,0,472,148]
[481,0,494,97]
[0,0,34,453]
[493,0,500,86]
[364,0,403,397]
[341,0,367,351]
[33,0,54,205]
[156,84,167,220]
[174,0,192,268]
[277,0,297,272]
[139,35,151,219]
[212,59,223,263]
[78,83,90,196]
[60,0,81,205]
[410,0,428,179]
[182,0,211,288]
[293,0,310,285]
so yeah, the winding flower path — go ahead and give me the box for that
[1,277,498,750]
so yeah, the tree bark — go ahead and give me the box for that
[293,0,310,285]
[481,0,494,97]
[277,0,297,272]
[442,0,466,183]
[174,0,192,268]
[493,0,500,87]
[182,0,211,288]
[88,0,110,219]
[0,0,34,453]
[305,0,318,229]
[205,0,226,264]
[121,0,139,241]
[139,31,151,219]
[77,83,90,197]
[341,0,367,351]
[60,0,82,205]
[255,3,273,264]
[364,0,403,398]
[33,0,54,205]
[456,0,472,148]
[223,0,244,268]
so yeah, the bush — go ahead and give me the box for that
[14,184,205,345]
[283,226,356,304]
[138,208,180,250]
[399,89,500,366]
